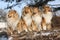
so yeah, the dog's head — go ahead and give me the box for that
[32,7,42,16]
[6,10,19,20]
[43,5,52,14]
[22,6,33,17]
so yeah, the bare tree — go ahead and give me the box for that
[29,0,54,7]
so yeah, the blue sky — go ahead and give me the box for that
[0,0,60,16]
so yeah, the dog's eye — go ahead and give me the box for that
[48,10,52,12]
[25,11,28,14]
[26,13,28,14]
[33,13,36,15]
[8,15,12,18]
[34,13,36,14]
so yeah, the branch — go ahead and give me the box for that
[29,0,54,7]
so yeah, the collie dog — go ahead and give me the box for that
[32,7,42,31]
[42,5,53,30]
[21,6,33,32]
[6,10,20,34]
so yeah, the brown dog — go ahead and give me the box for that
[6,10,20,34]
[42,5,53,30]
[32,7,42,31]
[21,6,33,32]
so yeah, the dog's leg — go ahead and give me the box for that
[42,23,47,30]
[31,21,39,32]
[6,26,13,35]
[22,20,29,32]
[38,24,42,31]
[47,23,51,30]
[41,17,47,30]
[17,20,23,33]
[22,24,28,32]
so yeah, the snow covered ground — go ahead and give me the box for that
[0,22,7,29]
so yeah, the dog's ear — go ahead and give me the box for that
[30,7,33,13]
[23,6,29,12]
[13,10,17,13]
[8,10,17,13]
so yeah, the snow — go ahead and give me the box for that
[0,22,7,29]
[48,0,60,7]
[41,33,50,36]
[0,0,36,17]
[0,37,8,40]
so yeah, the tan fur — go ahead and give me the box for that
[41,17,46,30]
[6,27,13,35]
[22,6,33,32]
[32,20,39,32]
[32,7,42,31]
[6,10,20,34]
[16,19,23,33]
[42,5,52,30]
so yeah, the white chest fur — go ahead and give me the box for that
[7,18,19,30]
[32,14,42,26]
[42,12,53,24]
[23,15,32,26]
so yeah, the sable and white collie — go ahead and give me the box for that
[21,6,33,32]
[32,7,42,31]
[42,5,53,30]
[6,10,20,34]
